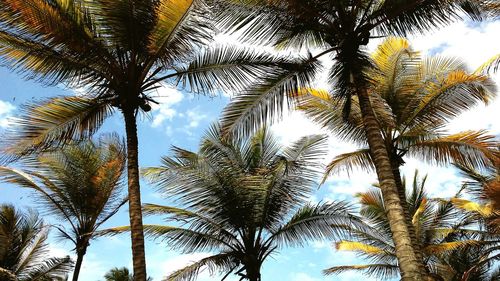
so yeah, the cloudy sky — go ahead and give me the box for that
[0,18,499,281]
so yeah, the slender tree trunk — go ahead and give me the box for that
[355,82,424,281]
[122,107,147,281]
[72,250,85,281]
[389,160,431,278]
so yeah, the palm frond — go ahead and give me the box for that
[404,65,496,129]
[407,130,499,169]
[323,149,373,182]
[475,54,500,74]
[296,88,366,145]
[173,45,293,94]
[165,253,238,281]
[20,256,73,281]
[450,198,494,217]
[1,96,113,158]
[424,240,482,255]
[323,263,399,279]
[269,202,359,247]
[220,56,321,136]
[336,241,385,255]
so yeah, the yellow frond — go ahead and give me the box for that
[371,37,411,63]
[424,240,480,255]
[336,241,384,254]
[450,198,494,217]
[412,197,427,225]
[149,0,195,53]
[475,53,500,74]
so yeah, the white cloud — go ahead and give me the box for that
[186,107,208,129]
[150,84,184,128]
[0,100,15,128]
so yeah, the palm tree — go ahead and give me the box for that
[297,37,499,264]
[105,125,362,281]
[0,204,73,281]
[0,1,285,279]
[299,37,498,181]
[213,1,495,279]
[323,172,500,281]
[103,267,152,281]
[0,135,127,281]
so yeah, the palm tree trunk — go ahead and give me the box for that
[245,264,261,281]
[122,107,147,281]
[72,250,85,281]
[389,160,431,278]
[355,82,424,281]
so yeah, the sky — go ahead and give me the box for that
[0,18,499,281]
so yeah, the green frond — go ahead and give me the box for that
[20,256,73,281]
[2,96,113,157]
[0,204,73,280]
[323,263,399,279]
[269,202,359,247]
[296,88,366,145]
[323,149,373,182]
[220,57,321,136]
[165,253,238,281]
[173,45,293,94]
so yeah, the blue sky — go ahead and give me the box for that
[1,19,499,281]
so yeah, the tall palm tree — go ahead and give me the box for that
[103,267,152,281]
[105,125,363,281]
[0,135,127,281]
[323,172,500,281]
[299,37,498,182]
[0,204,73,281]
[297,37,499,262]
[0,1,285,279]
[212,2,495,278]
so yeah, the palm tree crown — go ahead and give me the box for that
[297,37,498,180]
[107,125,363,281]
[0,204,73,281]
[0,135,127,281]
[324,172,500,281]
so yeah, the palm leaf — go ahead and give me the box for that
[335,241,385,255]
[424,240,482,255]
[165,253,238,281]
[268,202,359,247]
[475,53,500,74]
[450,198,494,217]
[323,149,373,182]
[220,56,322,136]
[407,130,499,169]
[323,263,399,279]
[404,65,496,129]
[172,45,293,94]
[1,96,113,158]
